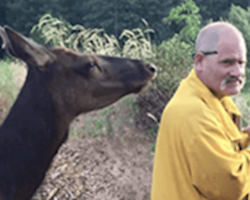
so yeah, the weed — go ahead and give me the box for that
[69,95,139,139]
[0,59,21,111]
[233,94,250,127]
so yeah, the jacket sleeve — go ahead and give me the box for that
[239,131,250,150]
[188,110,250,200]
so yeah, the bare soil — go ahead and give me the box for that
[32,115,154,200]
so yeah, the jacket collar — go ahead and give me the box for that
[184,69,242,141]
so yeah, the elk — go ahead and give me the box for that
[0,26,156,200]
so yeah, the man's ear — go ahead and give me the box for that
[0,26,56,70]
[194,52,204,73]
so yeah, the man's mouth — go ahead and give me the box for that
[220,76,245,90]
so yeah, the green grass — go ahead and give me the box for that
[69,95,139,138]
[233,92,250,127]
[0,59,20,110]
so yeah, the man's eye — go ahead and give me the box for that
[221,59,235,65]
[239,60,246,65]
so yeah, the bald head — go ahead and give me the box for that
[195,22,245,53]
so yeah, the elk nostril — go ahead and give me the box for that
[148,64,157,73]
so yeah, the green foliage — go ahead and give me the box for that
[2,0,184,44]
[0,59,21,109]
[67,26,120,56]
[227,5,250,93]
[69,95,139,138]
[233,93,250,127]
[227,5,250,59]
[31,14,121,55]
[151,34,194,96]
[119,20,155,59]
[244,68,250,94]
[163,0,201,44]
[78,106,115,138]
[31,14,72,47]
[5,0,49,36]
[195,0,250,22]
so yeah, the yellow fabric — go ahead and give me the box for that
[151,69,250,200]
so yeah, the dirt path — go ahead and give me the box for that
[32,125,154,200]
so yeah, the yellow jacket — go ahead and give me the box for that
[151,69,250,200]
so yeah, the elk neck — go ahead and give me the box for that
[0,65,71,199]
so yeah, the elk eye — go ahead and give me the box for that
[88,62,97,71]
[88,62,102,77]
[73,61,101,77]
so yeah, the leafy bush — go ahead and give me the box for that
[233,93,250,127]
[151,34,194,96]
[163,0,201,44]
[227,5,250,60]
[154,0,199,96]
[227,5,250,93]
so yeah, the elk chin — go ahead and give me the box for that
[136,81,152,94]
[136,70,157,94]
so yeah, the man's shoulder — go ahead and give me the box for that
[163,92,215,121]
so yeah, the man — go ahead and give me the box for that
[151,22,250,200]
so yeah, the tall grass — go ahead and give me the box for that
[233,93,250,127]
[0,59,21,109]
[70,95,139,138]
[31,13,154,59]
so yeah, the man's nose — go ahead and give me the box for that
[230,62,245,77]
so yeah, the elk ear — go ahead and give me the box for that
[0,26,56,70]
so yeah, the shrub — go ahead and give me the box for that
[151,34,194,96]
[163,0,201,45]
[0,59,21,106]
[227,5,250,93]
[232,93,250,127]
[0,59,26,121]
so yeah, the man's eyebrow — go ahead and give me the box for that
[219,58,247,64]
[192,51,218,57]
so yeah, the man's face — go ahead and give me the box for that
[196,33,247,98]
